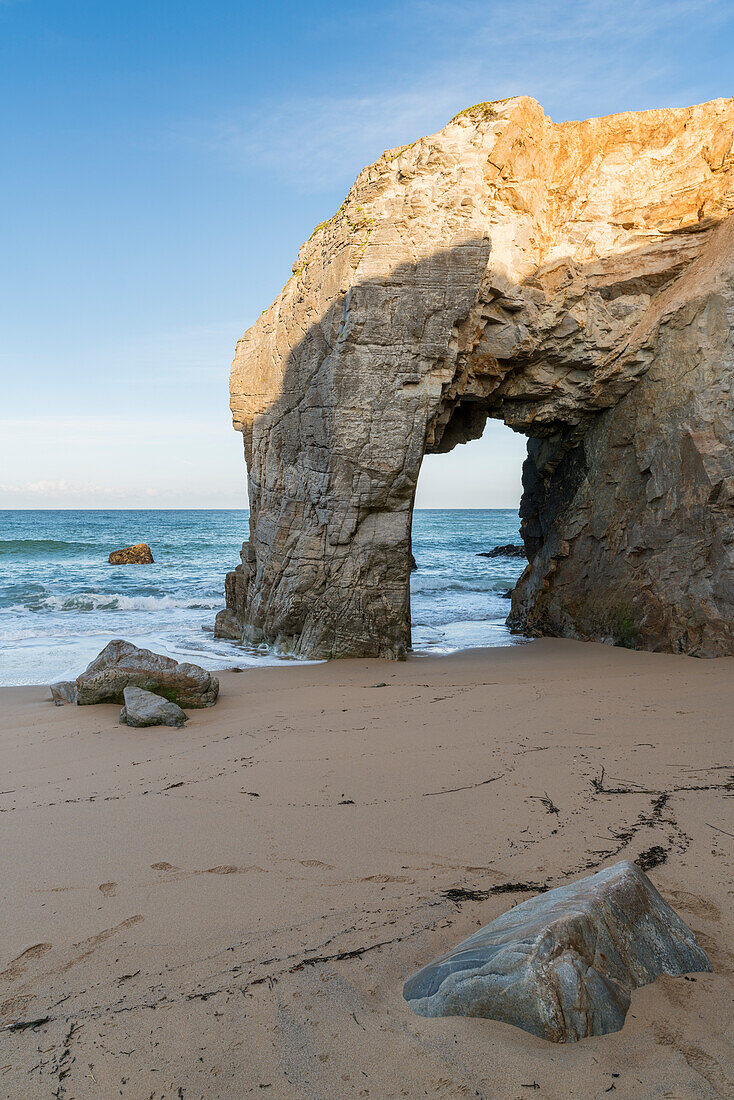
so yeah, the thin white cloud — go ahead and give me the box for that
[408,0,728,44]
[0,413,247,508]
[188,0,732,193]
[199,81,482,191]
[0,480,159,499]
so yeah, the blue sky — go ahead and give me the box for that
[1,0,732,509]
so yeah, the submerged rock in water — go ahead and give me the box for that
[76,640,218,708]
[477,544,526,559]
[403,861,711,1042]
[119,685,188,728]
[108,543,154,564]
[50,681,77,706]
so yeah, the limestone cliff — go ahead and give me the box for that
[216,96,734,658]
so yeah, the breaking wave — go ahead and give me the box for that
[38,594,221,612]
[0,538,98,557]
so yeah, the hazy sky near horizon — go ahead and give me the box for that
[2,0,732,509]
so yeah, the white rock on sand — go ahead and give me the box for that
[119,685,188,729]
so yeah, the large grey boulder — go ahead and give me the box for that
[119,686,188,728]
[76,640,218,708]
[403,861,711,1042]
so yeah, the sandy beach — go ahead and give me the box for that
[0,639,732,1098]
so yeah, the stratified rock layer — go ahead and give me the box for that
[217,96,734,658]
[403,861,711,1042]
[76,640,218,708]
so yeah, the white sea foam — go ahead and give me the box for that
[39,593,221,612]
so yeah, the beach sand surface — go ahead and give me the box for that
[0,640,732,1098]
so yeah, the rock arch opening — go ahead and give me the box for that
[215,95,734,659]
[411,419,527,653]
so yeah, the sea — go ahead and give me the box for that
[0,509,528,686]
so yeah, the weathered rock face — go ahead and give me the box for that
[109,544,154,565]
[50,681,77,706]
[76,640,218,707]
[403,861,711,1042]
[217,96,734,658]
[119,685,188,728]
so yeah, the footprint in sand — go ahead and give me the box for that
[151,862,264,880]
[360,873,413,883]
[299,860,335,869]
[666,889,721,921]
[1,943,53,981]
[98,882,117,898]
[67,916,143,968]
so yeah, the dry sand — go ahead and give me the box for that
[0,639,732,1099]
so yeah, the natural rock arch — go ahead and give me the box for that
[215,96,734,658]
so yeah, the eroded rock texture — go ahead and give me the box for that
[76,640,218,708]
[402,861,711,1042]
[217,96,734,658]
[108,543,154,564]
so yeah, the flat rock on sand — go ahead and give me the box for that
[403,860,711,1042]
[75,639,218,707]
[119,685,188,728]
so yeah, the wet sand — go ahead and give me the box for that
[0,639,732,1098]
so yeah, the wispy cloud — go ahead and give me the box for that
[408,0,728,45]
[187,0,733,193]
[0,479,159,500]
[202,80,482,191]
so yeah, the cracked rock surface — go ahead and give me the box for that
[217,94,734,658]
[403,860,711,1041]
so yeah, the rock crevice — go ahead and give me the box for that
[216,95,734,658]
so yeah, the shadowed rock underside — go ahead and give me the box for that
[216,95,734,658]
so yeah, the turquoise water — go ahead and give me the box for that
[0,509,527,685]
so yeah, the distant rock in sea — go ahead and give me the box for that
[477,544,526,559]
[403,861,711,1042]
[75,639,218,708]
[119,685,188,728]
[108,543,154,564]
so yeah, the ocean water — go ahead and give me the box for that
[0,509,527,685]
